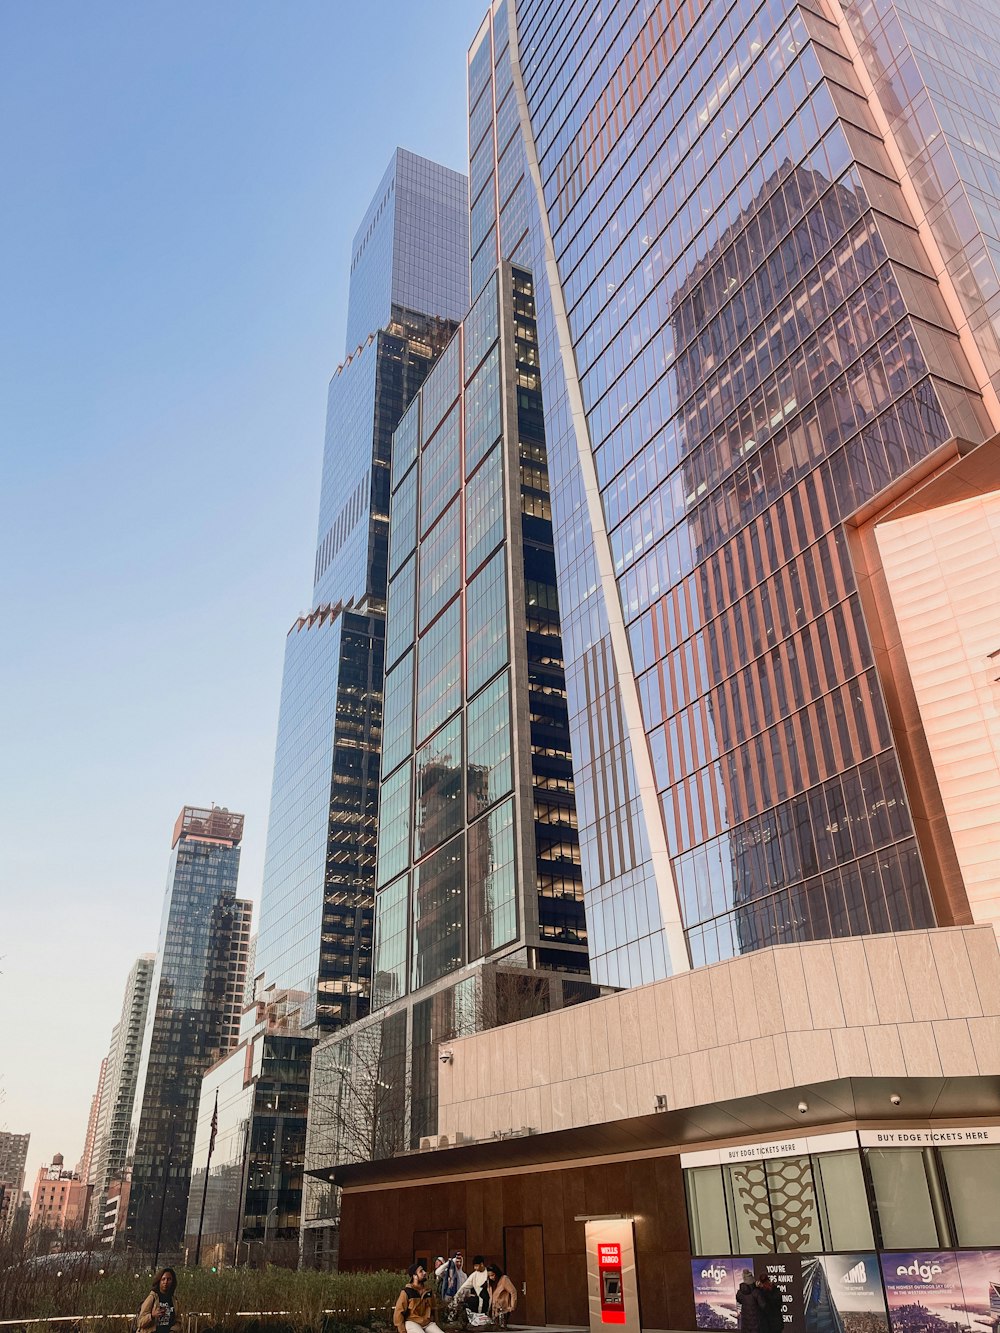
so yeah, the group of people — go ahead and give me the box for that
[393,1254,517,1333]
[736,1270,782,1333]
[134,1251,517,1333]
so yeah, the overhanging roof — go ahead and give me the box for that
[314,1074,1000,1188]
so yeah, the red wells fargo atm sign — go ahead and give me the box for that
[598,1242,625,1324]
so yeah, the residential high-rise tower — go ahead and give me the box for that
[88,953,155,1242]
[124,807,251,1255]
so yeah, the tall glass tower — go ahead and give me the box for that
[253,149,470,1036]
[125,807,251,1255]
[468,0,1000,988]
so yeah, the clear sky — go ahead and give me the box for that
[0,0,472,1184]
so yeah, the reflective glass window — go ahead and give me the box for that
[465,345,503,477]
[686,1167,730,1255]
[465,272,499,382]
[414,715,463,860]
[495,86,519,159]
[416,598,462,743]
[470,124,496,207]
[469,78,494,158]
[373,875,408,1009]
[420,403,460,535]
[389,463,418,578]
[376,760,411,888]
[468,797,517,960]
[412,833,465,990]
[939,1146,1000,1246]
[814,1150,874,1250]
[421,335,460,445]
[471,230,498,309]
[393,397,419,486]
[466,548,508,696]
[381,652,413,778]
[465,442,505,576]
[471,177,497,257]
[865,1148,938,1247]
[466,671,513,819]
[418,499,461,632]
[385,557,415,670]
[468,26,492,107]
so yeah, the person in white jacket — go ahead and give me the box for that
[455,1257,490,1316]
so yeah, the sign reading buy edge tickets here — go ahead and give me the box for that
[599,1242,625,1323]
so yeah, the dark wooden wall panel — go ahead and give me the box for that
[339,1154,695,1329]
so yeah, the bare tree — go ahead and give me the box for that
[309,1016,408,1169]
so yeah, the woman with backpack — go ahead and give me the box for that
[137,1268,181,1333]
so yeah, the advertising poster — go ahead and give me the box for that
[954,1251,1000,1332]
[880,1251,967,1333]
[692,1257,754,1330]
[755,1255,806,1333]
[803,1254,888,1333]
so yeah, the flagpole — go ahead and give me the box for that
[194,1090,218,1267]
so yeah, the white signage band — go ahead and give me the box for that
[859,1125,1000,1147]
[680,1131,859,1168]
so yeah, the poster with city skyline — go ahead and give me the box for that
[880,1251,1000,1333]
[692,1257,755,1330]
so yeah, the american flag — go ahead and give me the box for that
[209,1090,219,1157]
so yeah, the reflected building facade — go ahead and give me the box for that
[125,806,252,1256]
[466,0,1000,988]
[253,149,470,1037]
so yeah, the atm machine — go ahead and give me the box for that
[584,1216,641,1333]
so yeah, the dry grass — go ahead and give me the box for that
[0,1244,404,1332]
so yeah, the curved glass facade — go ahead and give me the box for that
[472,0,999,985]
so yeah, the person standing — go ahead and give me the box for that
[736,1270,761,1333]
[756,1275,783,1333]
[456,1256,491,1316]
[485,1264,518,1328]
[393,1262,446,1333]
[137,1269,181,1333]
[437,1252,468,1302]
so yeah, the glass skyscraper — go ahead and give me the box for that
[466,0,1000,989]
[302,259,601,1264]
[253,149,470,1035]
[125,807,252,1256]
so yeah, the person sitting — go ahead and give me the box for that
[455,1257,491,1318]
[393,1263,445,1333]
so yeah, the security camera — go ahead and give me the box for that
[439,1050,454,1064]
[797,1100,809,1114]
[890,1093,901,1106]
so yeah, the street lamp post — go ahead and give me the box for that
[263,1205,278,1266]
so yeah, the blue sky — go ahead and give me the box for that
[0,0,472,1181]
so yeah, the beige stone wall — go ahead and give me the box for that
[437,926,1000,1141]
[877,490,1000,935]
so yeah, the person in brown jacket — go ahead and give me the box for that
[486,1265,518,1328]
[393,1262,445,1333]
[137,1269,181,1333]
